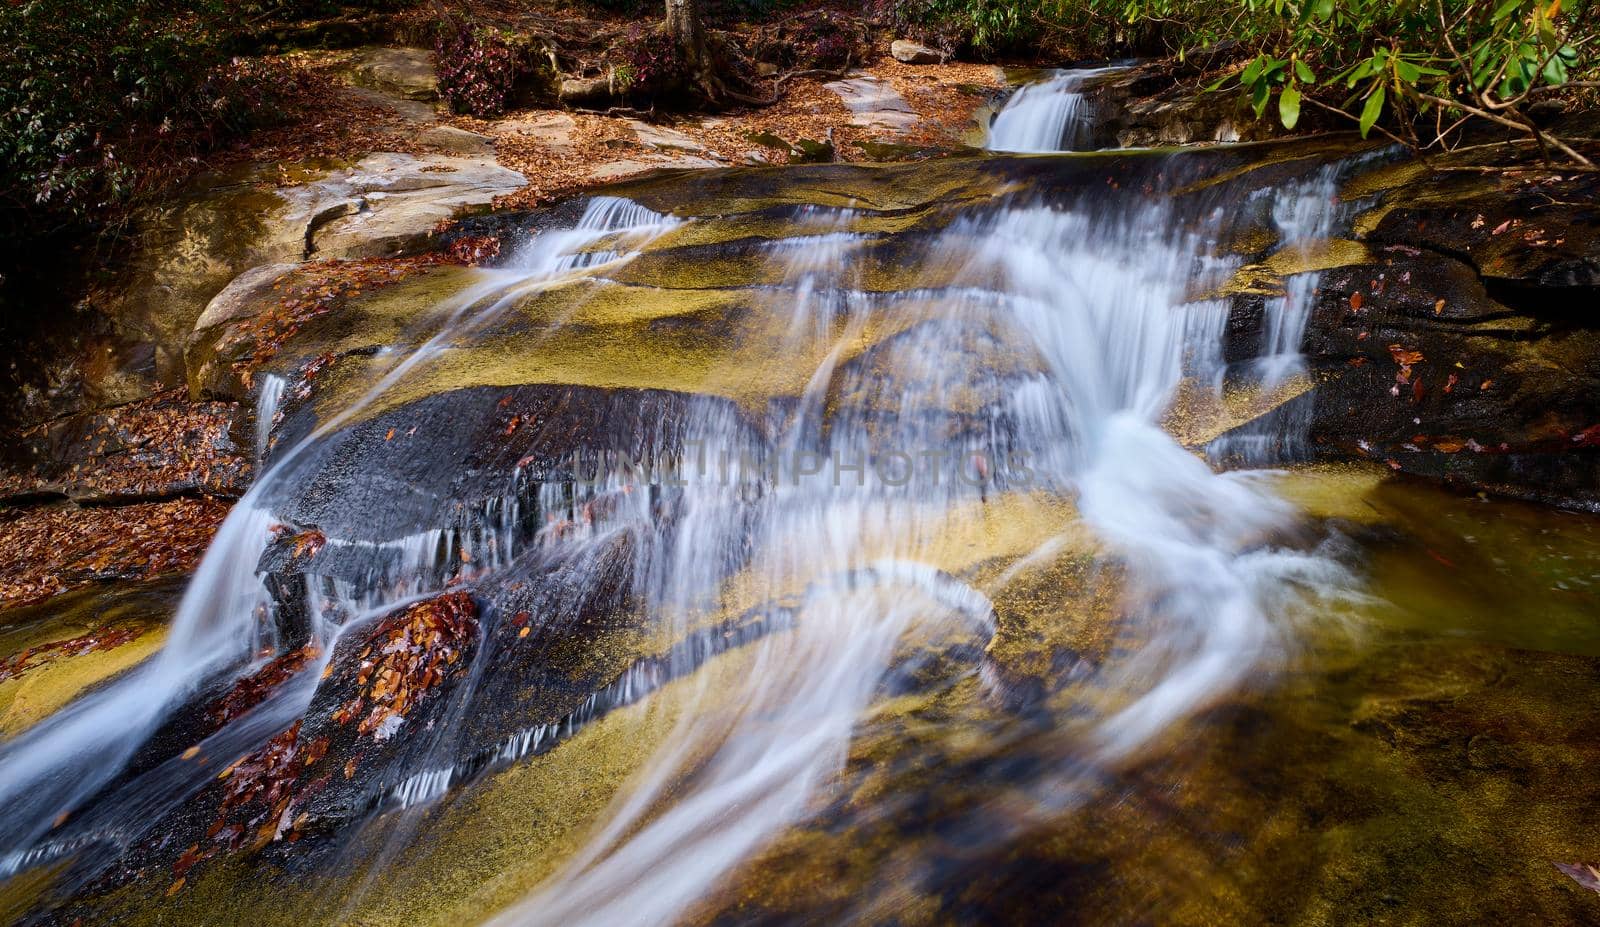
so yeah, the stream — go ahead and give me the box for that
[1,71,1598,927]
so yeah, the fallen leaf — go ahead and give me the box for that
[181,746,201,761]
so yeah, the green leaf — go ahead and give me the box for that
[1312,0,1334,20]
[1492,0,1523,21]
[1295,59,1316,83]
[1359,84,1385,137]
[1279,85,1303,128]
[1242,55,1265,86]
[1395,60,1422,83]
[1252,79,1271,117]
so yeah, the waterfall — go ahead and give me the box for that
[490,180,1351,927]
[2,146,1365,920]
[986,67,1125,153]
[254,373,285,461]
[0,195,687,871]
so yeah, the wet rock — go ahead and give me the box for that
[257,526,329,651]
[97,591,480,892]
[284,591,479,840]
[350,47,439,102]
[891,40,942,65]
[851,139,972,161]
[273,383,748,545]
[0,580,176,737]
[1285,170,1600,509]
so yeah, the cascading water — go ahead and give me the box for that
[986,67,1125,153]
[0,195,688,877]
[1,81,1371,925]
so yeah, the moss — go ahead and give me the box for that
[0,626,167,737]
[0,579,179,738]
[1210,237,1373,299]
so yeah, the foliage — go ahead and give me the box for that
[874,0,1049,53]
[0,0,296,225]
[751,9,866,69]
[874,0,1593,158]
[791,10,863,68]
[616,24,693,99]
[434,18,525,117]
[1110,0,1597,163]
[237,0,415,16]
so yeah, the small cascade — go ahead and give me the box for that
[254,373,285,461]
[0,194,690,869]
[2,140,1380,924]
[986,67,1124,153]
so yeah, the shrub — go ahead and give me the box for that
[434,19,526,117]
[872,0,1047,55]
[0,0,292,225]
[792,11,862,69]
[617,25,692,101]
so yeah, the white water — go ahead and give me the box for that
[987,67,1125,153]
[255,373,285,460]
[4,80,1363,924]
[0,196,687,868]
[489,174,1353,925]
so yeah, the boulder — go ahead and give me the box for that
[824,74,921,135]
[891,39,942,65]
[349,47,439,102]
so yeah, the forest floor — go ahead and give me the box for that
[209,43,1009,213]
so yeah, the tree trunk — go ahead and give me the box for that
[665,0,708,70]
